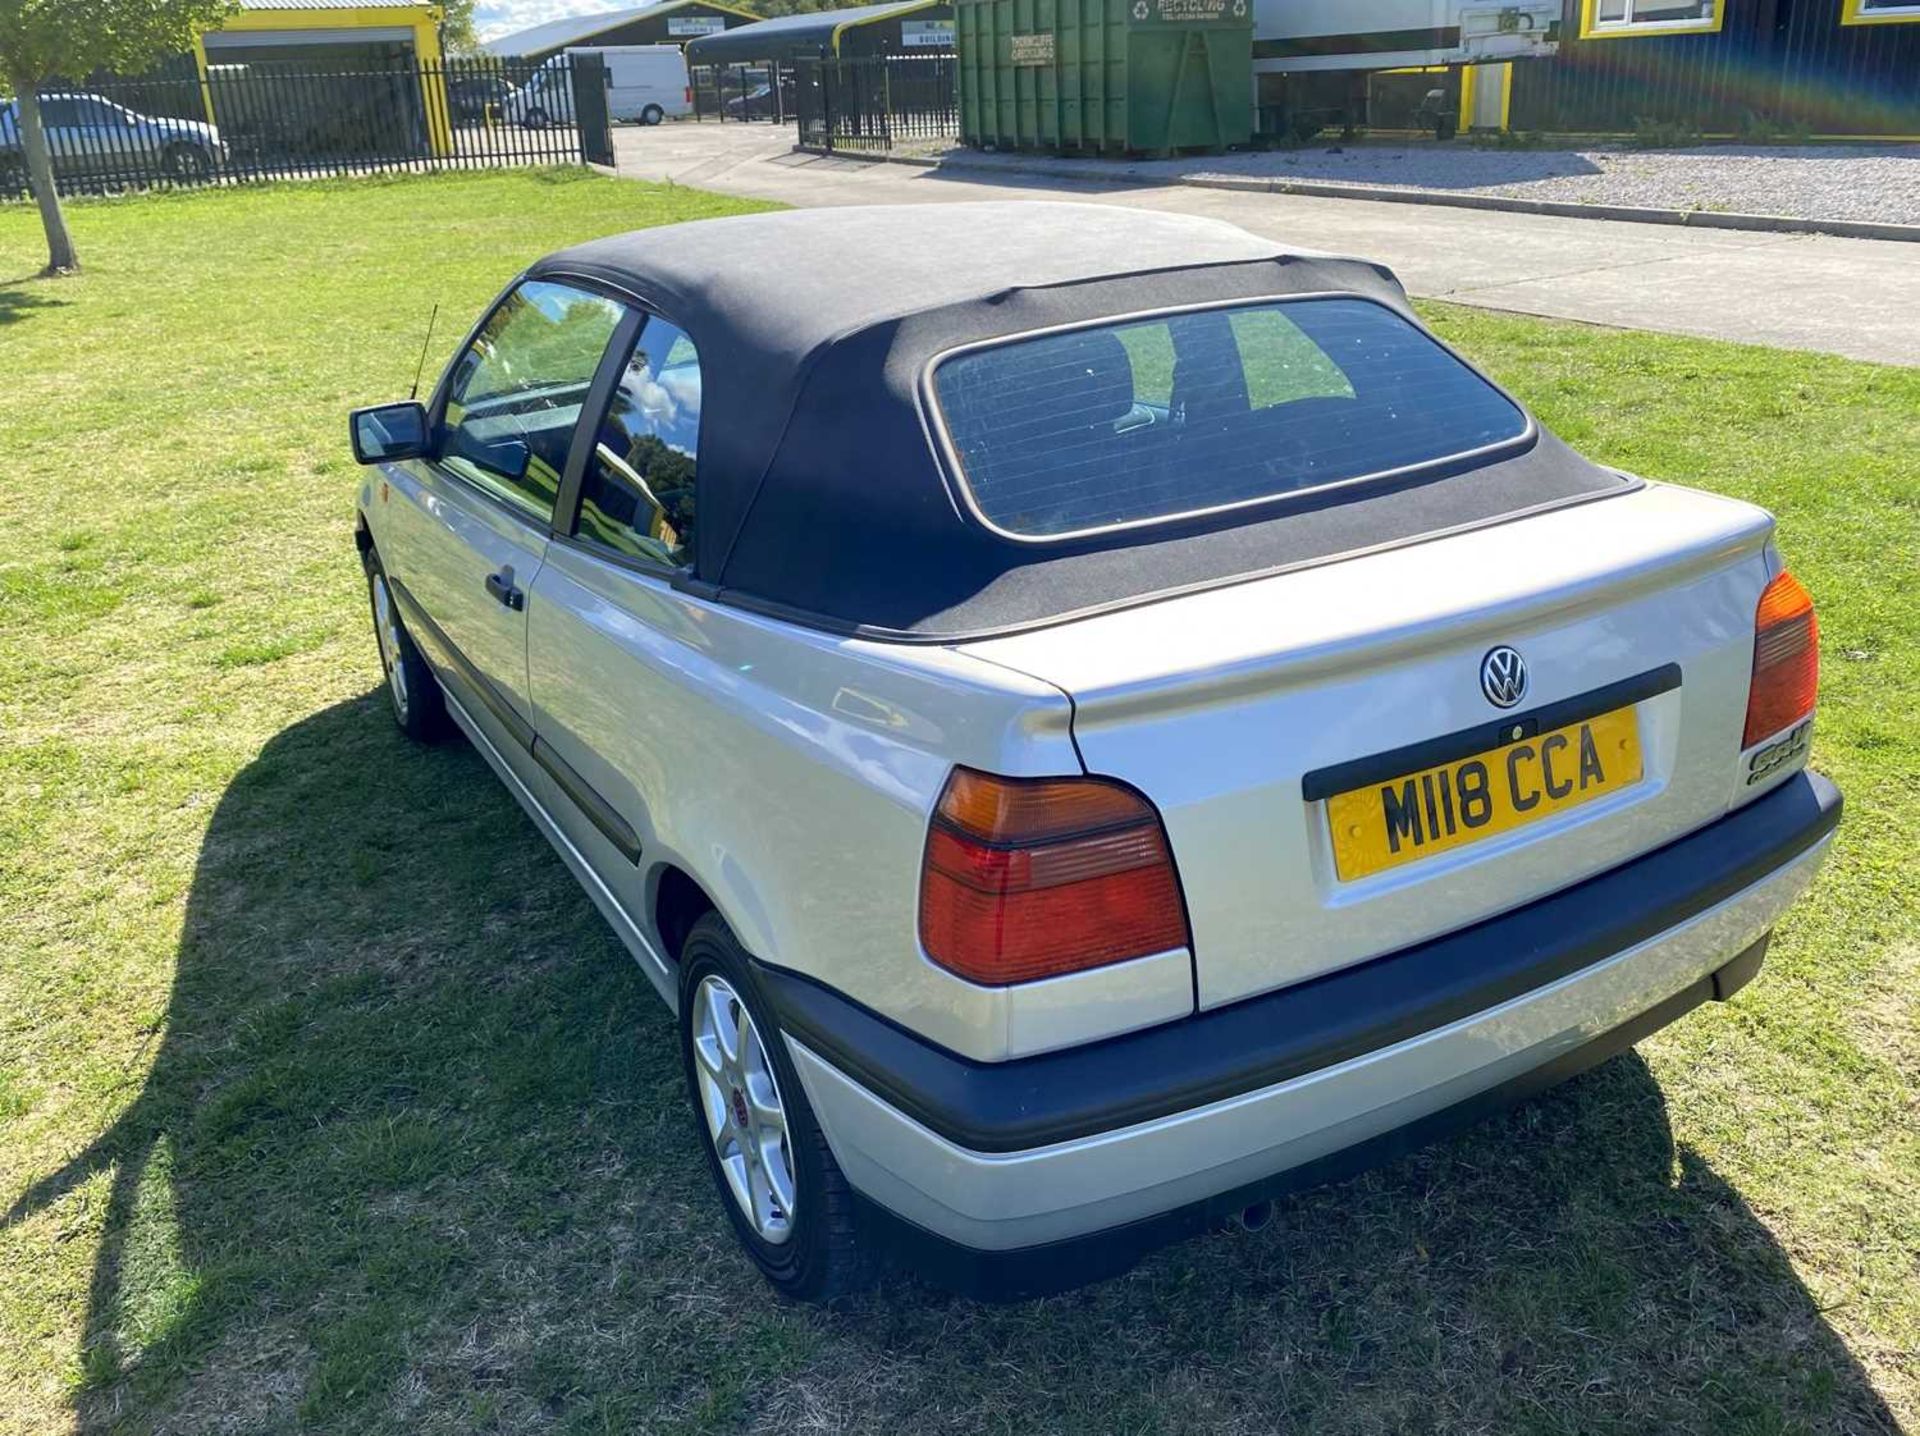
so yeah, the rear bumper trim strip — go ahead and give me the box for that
[842,954,1746,1299]
[755,769,1840,1154]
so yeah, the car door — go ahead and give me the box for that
[0,104,21,182]
[47,97,124,178]
[74,97,140,180]
[378,278,627,746]
[34,98,85,175]
[524,311,705,879]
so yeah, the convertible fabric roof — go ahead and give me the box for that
[530,203,1628,639]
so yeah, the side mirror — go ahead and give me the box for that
[350,401,430,464]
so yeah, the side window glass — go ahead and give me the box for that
[439,280,624,522]
[1115,324,1174,409]
[39,99,77,127]
[575,318,702,567]
[1228,309,1355,410]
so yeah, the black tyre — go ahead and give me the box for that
[363,547,450,742]
[163,143,213,181]
[679,913,870,1302]
[523,107,550,129]
[641,104,665,126]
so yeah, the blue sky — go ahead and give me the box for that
[473,0,630,42]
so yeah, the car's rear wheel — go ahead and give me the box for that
[364,547,449,742]
[641,103,665,126]
[163,143,212,181]
[523,107,550,129]
[679,913,869,1302]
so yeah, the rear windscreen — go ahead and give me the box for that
[930,298,1530,540]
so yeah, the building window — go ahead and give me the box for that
[1581,0,1725,37]
[1842,0,1920,23]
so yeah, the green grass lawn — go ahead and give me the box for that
[1,170,1914,1436]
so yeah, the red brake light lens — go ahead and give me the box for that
[1743,570,1818,749]
[918,769,1190,986]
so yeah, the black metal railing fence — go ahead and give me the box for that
[793,54,956,154]
[0,55,608,200]
[690,63,797,124]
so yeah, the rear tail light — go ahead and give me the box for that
[1743,570,1819,748]
[918,768,1190,986]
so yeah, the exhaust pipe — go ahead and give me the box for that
[1234,1199,1274,1233]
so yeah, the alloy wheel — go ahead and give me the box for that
[691,974,797,1244]
[371,572,410,721]
[166,145,211,180]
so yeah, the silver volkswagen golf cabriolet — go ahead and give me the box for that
[347,204,1838,1300]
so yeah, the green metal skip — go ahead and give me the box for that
[955,0,1251,153]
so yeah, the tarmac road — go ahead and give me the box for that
[614,123,1920,367]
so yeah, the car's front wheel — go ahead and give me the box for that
[364,547,449,742]
[523,107,550,129]
[163,143,213,181]
[679,913,869,1302]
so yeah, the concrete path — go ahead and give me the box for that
[615,125,1920,367]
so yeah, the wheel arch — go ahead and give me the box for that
[651,862,718,966]
[645,837,788,979]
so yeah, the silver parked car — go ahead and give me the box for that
[348,204,1838,1300]
[0,93,226,181]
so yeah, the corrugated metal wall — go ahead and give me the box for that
[1773,0,1920,133]
[1510,0,1920,135]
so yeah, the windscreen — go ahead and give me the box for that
[931,298,1531,540]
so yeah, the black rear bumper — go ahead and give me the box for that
[756,771,1841,1158]
[852,940,1768,1300]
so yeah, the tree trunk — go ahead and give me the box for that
[14,85,80,274]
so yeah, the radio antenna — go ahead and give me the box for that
[409,304,440,401]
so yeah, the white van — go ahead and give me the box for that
[506,45,691,128]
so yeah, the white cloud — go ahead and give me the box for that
[473,0,628,42]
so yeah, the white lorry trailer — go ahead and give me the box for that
[1252,0,1562,138]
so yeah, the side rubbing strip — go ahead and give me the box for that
[1301,664,1681,803]
[532,738,643,865]
[387,577,535,751]
[385,578,642,864]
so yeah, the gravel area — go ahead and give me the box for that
[916,142,1920,226]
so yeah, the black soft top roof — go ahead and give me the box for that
[530,203,1627,640]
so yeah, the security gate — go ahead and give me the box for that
[794,55,957,154]
[570,52,615,165]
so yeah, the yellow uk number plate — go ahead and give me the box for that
[1327,706,1643,881]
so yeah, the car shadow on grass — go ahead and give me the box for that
[4,693,1900,1433]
